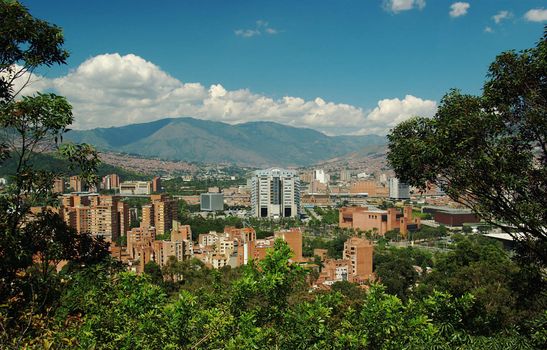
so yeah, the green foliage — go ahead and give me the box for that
[387,30,547,265]
[331,280,365,300]
[416,235,547,334]
[0,0,68,102]
[411,224,448,240]
[144,261,163,285]
[4,237,540,349]
[313,206,340,225]
[0,151,147,181]
[412,210,432,220]
[0,3,544,349]
[0,2,110,345]
[180,213,243,235]
[302,232,350,259]
[373,246,426,299]
[163,176,246,195]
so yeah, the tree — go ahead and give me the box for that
[0,0,105,305]
[374,247,419,300]
[387,30,547,265]
[144,261,164,285]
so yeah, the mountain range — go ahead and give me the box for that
[65,117,387,167]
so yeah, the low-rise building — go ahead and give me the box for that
[119,181,151,195]
[339,205,420,237]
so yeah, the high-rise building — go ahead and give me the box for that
[172,222,192,241]
[316,236,374,286]
[117,201,129,237]
[313,169,329,184]
[53,178,65,194]
[60,194,126,241]
[140,195,178,235]
[152,176,162,193]
[340,169,352,182]
[102,174,120,191]
[151,194,178,235]
[127,226,156,271]
[389,177,410,199]
[141,204,154,230]
[250,168,300,218]
[69,176,83,192]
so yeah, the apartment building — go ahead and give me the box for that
[102,174,120,191]
[69,176,83,192]
[53,178,65,194]
[60,193,129,241]
[140,194,178,235]
[316,237,374,286]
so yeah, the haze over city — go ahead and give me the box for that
[18,0,547,134]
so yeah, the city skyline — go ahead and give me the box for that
[17,0,546,135]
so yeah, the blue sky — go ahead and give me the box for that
[18,0,547,135]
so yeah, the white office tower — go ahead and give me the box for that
[313,169,330,184]
[251,168,301,218]
[389,177,410,199]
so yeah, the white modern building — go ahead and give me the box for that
[119,181,151,195]
[313,169,330,184]
[389,177,410,200]
[250,168,301,218]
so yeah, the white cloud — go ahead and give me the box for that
[234,29,260,38]
[355,95,437,135]
[524,8,547,22]
[235,20,279,38]
[484,26,494,33]
[449,2,470,18]
[17,53,436,135]
[0,65,51,98]
[492,10,512,24]
[383,0,426,14]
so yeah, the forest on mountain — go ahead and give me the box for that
[0,1,545,349]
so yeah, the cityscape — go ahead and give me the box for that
[1,1,546,349]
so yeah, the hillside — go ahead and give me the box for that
[0,152,147,180]
[65,117,386,167]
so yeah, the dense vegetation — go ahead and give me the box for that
[3,238,546,349]
[0,151,147,181]
[388,29,547,265]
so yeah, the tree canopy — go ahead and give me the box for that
[0,0,107,307]
[387,30,547,265]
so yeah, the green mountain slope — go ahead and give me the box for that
[0,152,146,180]
[65,117,386,167]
